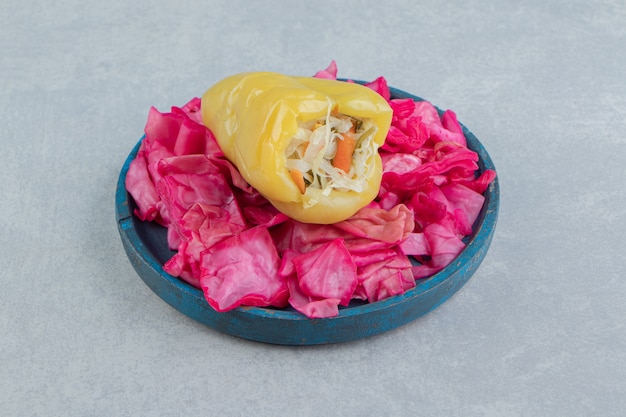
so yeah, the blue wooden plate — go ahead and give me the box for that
[115,85,500,345]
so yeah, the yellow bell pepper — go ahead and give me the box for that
[201,72,392,224]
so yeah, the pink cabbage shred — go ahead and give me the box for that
[125,62,496,318]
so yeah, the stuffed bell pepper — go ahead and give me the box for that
[201,72,392,224]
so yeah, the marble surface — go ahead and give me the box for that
[2,0,625,416]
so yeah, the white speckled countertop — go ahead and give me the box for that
[2,1,625,415]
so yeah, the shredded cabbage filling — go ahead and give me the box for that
[284,107,378,201]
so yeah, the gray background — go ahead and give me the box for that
[2,0,625,416]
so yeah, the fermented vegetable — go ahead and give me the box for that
[201,72,392,224]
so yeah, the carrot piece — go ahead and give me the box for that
[300,141,309,155]
[290,169,306,194]
[333,125,356,173]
